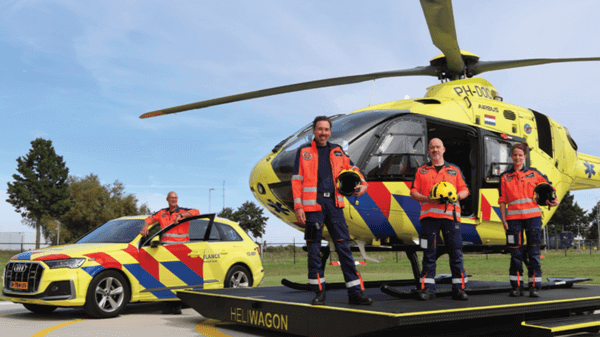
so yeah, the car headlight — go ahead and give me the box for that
[45,258,86,269]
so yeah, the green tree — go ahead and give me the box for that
[61,174,151,242]
[217,207,236,220]
[217,202,268,239]
[6,138,70,249]
[586,204,600,242]
[547,192,588,246]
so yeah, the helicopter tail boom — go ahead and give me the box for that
[569,153,600,191]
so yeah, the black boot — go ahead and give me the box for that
[349,293,373,305]
[529,288,540,298]
[311,290,326,305]
[452,289,468,301]
[509,288,524,297]
[416,289,436,301]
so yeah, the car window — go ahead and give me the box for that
[77,219,146,243]
[189,219,220,241]
[217,223,243,242]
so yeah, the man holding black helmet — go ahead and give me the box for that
[292,115,372,306]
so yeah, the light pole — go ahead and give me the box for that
[597,199,600,250]
[209,188,215,213]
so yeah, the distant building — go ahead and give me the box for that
[0,232,51,251]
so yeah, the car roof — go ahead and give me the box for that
[112,215,242,228]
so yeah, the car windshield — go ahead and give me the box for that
[76,219,146,243]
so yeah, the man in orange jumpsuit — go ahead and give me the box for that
[140,191,199,313]
[292,116,372,306]
[410,138,470,301]
[140,191,200,244]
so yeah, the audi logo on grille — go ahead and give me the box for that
[13,264,28,273]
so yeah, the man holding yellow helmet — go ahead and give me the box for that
[410,138,470,301]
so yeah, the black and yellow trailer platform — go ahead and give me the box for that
[178,279,600,337]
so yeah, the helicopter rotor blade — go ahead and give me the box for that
[470,57,600,77]
[420,0,464,75]
[140,66,438,119]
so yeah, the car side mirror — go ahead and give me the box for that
[151,240,160,248]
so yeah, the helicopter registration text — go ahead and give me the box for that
[454,85,494,100]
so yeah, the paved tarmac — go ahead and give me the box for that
[0,301,296,337]
[2,300,600,337]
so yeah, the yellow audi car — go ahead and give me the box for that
[1,214,264,318]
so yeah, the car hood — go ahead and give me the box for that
[10,243,131,261]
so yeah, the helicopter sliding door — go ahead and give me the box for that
[479,131,525,225]
[425,120,479,219]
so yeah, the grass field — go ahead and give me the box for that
[2,249,600,292]
[259,249,600,287]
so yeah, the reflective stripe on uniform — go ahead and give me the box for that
[509,275,524,281]
[509,198,534,205]
[422,278,435,284]
[303,200,317,206]
[303,187,317,193]
[453,277,468,284]
[507,208,540,216]
[160,240,190,245]
[420,207,461,220]
[292,175,303,181]
[337,196,344,203]
[309,278,325,285]
[346,279,361,288]
[163,233,190,238]
[294,198,302,205]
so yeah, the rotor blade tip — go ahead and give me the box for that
[140,111,165,119]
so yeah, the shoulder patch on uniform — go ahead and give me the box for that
[420,167,429,174]
[161,212,167,218]
[447,170,457,176]
[302,152,312,161]
[334,151,343,157]
[505,175,513,182]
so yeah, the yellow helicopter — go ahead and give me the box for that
[141,0,600,281]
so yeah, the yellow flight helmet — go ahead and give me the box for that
[429,181,458,203]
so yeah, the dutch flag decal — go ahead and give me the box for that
[484,114,496,126]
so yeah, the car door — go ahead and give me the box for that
[201,222,247,287]
[137,216,211,300]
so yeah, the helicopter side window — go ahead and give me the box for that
[364,120,426,180]
[484,136,514,182]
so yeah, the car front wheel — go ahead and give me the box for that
[224,265,253,288]
[83,270,130,318]
[23,303,57,314]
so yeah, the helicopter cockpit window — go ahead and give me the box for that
[270,110,403,181]
[484,136,513,182]
[364,119,426,180]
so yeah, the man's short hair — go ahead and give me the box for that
[510,143,528,156]
[312,116,332,129]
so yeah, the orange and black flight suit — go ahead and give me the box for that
[499,166,551,291]
[145,207,200,245]
[292,139,367,298]
[411,161,469,292]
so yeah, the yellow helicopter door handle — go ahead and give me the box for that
[220,250,229,255]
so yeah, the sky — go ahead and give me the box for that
[2,0,600,244]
